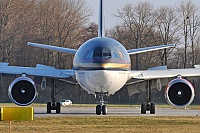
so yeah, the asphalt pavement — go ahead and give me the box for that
[34,106,200,117]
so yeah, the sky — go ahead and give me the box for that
[85,0,200,29]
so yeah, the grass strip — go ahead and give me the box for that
[0,116,200,133]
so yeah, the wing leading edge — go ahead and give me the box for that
[130,68,200,80]
[127,44,174,55]
[0,63,74,79]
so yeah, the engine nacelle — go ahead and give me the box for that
[165,77,195,107]
[8,77,38,106]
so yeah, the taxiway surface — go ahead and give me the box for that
[34,107,200,117]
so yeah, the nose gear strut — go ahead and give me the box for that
[95,92,108,115]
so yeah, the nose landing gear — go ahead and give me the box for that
[96,92,108,115]
[96,104,107,115]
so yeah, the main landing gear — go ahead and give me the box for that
[141,80,155,114]
[96,93,108,115]
[47,79,61,113]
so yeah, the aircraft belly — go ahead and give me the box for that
[75,70,129,95]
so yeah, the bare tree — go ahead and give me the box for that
[155,6,180,65]
[114,2,172,69]
[10,0,91,68]
[115,2,167,69]
[188,10,200,66]
[82,22,98,42]
[177,0,199,68]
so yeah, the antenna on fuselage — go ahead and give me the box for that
[98,0,105,37]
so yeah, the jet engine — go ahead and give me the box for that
[8,76,38,106]
[165,77,195,107]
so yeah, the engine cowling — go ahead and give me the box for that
[165,77,195,107]
[8,77,38,106]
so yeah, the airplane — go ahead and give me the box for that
[0,0,198,115]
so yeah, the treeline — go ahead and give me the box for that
[109,0,200,70]
[0,0,92,68]
[0,0,199,70]
[0,0,200,104]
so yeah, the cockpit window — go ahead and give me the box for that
[103,47,112,59]
[74,37,131,70]
[94,47,102,58]
[94,47,111,59]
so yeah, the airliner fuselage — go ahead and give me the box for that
[74,37,131,95]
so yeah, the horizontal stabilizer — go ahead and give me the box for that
[27,42,77,54]
[127,44,174,55]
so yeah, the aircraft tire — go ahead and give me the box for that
[150,103,155,114]
[141,102,146,114]
[102,105,107,115]
[47,102,51,113]
[56,102,61,113]
[96,105,101,115]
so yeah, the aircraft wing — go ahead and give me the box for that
[0,63,74,79]
[127,44,174,55]
[27,42,77,54]
[129,67,200,80]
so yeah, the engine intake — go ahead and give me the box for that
[8,77,38,106]
[165,77,195,107]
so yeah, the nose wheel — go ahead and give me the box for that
[96,104,107,115]
[95,92,108,115]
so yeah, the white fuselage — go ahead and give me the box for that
[75,70,130,95]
